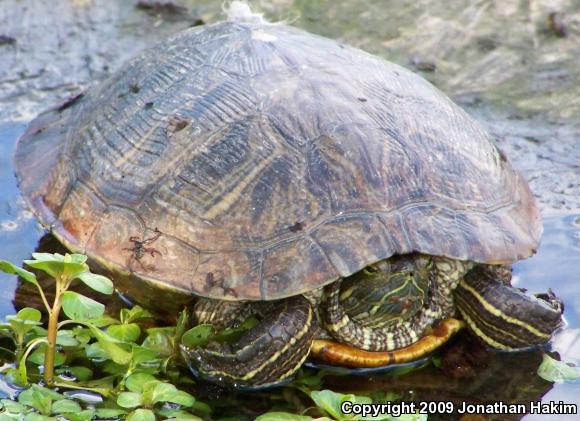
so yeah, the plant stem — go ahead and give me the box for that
[18,337,48,386]
[35,282,51,314]
[14,333,24,363]
[44,278,64,386]
[0,346,15,356]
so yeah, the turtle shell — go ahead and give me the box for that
[14,17,541,302]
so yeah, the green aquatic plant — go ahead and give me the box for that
[2,252,577,420]
[0,253,205,420]
[0,384,93,420]
[0,253,114,386]
[537,353,580,382]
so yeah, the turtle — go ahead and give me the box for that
[14,2,563,388]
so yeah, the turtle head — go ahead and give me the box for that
[338,254,433,326]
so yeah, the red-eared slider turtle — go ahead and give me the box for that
[14,3,563,387]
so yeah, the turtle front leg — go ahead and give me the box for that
[455,265,563,350]
[182,295,317,388]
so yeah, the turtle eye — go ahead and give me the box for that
[363,266,378,275]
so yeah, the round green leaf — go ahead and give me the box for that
[7,316,43,335]
[181,324,214,348]
[127,409,155,421]
[165,390,195,407]
[56,330,80,346]
[537,353,580,382]
[18,387,52,415]
[0,260,38,285]
[310,390,372,420]
[87,326,132,365]
[16,308,42,322]
[117,392,143,408]
[142,329,174,358]
[61,291,105,321]
[84,342,108,360]
[24,256,86,281]
[60,409,96,421]
[144,381,194,407]
[72,327,93,344]
[29,385,65,401]
[140,380,162,405]
[131,344,158,365]
[1,398,26,412]
[95,408,127,418]
[75,272,114,295]
[310,390,342,420]
[28,346,66,367]
[51,399,82,414]
[107,323,141,342]
[120,306,152,324]
[7,310,43,340]
[68,254,88,264]
[126,372,158,393]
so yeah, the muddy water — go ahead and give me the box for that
[1,0,579,419]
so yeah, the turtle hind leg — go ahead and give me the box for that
[455,265,563,350]
[184,295,317,388]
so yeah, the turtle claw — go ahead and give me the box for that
[534,288,564,315]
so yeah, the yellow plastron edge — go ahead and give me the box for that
[310,318,464,367]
